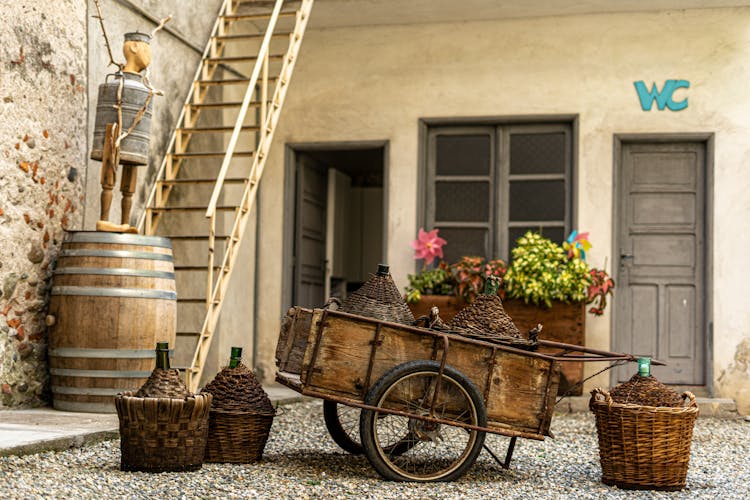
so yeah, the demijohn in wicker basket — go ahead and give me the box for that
[203,347,276,463]
[339,264,415,325]
[115,342,212,472]
[589,386,699,491]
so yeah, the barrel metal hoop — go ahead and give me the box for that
[51,386,131,396]
[51,286,177,300]
[49,348,174,359]
[59,249,173,261]
[53,267,175,280]
[50,368,152,378]
[65,232,172,248]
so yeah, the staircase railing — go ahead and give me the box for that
[136,0,313,391]
[190,0,313,391]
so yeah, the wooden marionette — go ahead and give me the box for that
[90,0,170,233]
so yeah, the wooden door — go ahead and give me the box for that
[614,140,707,385]
[293,158,327,309]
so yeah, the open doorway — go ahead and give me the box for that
[284,143,387,309]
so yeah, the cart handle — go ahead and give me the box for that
[538,340,666,365]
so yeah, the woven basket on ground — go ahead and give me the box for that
[339,266,415,325]
[589,387,699,491]
[115,368,212,472]
[203,362,276,463]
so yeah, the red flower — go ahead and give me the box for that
[411,228,447,265]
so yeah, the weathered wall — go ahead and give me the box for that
[248,7,750,410]
[0,2,87,407]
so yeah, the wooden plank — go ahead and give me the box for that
[275,307,312,374]
[503,300,585,395]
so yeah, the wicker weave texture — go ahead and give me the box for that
[134,368,191,398]
[205,410,274,463]
[449,295,522,339]
[203,363,276,463]
[589,388,699,491]
[115,392,212,472]
[340,272,415,325]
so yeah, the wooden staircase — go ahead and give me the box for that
[138,0,314,391]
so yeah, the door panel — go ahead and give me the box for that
[293,160,327,309]
[615,141,706,385]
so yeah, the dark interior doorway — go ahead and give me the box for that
[289,145,386,309]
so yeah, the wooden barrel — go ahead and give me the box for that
[48,232,176,413]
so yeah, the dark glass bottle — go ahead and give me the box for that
[155,341,170,370]
[229,346,243,369]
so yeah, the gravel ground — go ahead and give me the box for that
[0,401,748,499]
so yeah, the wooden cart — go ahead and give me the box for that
[275,306,649,482]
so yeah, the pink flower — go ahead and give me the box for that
[411,228,447,265]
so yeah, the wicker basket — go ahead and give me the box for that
[115,391,212,472]
[115,368,212,472]
[203,363,276,463]
[589,388,699,491]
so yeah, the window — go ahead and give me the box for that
[424,123,573,263]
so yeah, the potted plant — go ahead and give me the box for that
[404,229,615,394]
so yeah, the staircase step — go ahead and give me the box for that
[212,32,292,42]
[176,331,200,337]
[196,77,277,86]
[170,151,254,159]
[221,11,297,22]
[158,178,248,185]
[177,125,261,133]
[189,101,243,109]
[205,54,284,64]
[169,235,232,241]
[174,266,223,271]
[148,206,238,212]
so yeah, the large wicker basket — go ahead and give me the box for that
[203,363,276,463]
[115,391,212,472]
[589,388,699,491]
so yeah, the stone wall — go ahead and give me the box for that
[0,2,87,407]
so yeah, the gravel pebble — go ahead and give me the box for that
[0,401,748,499]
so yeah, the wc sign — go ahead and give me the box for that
[634,80,690,111]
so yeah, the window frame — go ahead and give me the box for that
[419,117,577,263]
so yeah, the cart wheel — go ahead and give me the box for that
[323,401,419,456]
[360,360,487,482]
[323,401,364,455]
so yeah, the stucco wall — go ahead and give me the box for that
[250,7,750,409]
[0,1,87,407]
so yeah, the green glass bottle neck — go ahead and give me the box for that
[229,346,243,369]
[155,342,170,370]
[484,276,500,296]
[638,357,651,377]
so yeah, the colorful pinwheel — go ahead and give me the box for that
[563,230,592,261]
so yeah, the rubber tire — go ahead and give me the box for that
[323,400,364,455]
[359,360,487,482]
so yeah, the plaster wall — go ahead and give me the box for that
[0,1,87,406]
[249,7,750,409]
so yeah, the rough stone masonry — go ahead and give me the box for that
[0,2,87,407]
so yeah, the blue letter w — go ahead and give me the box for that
[634,80,689,111]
